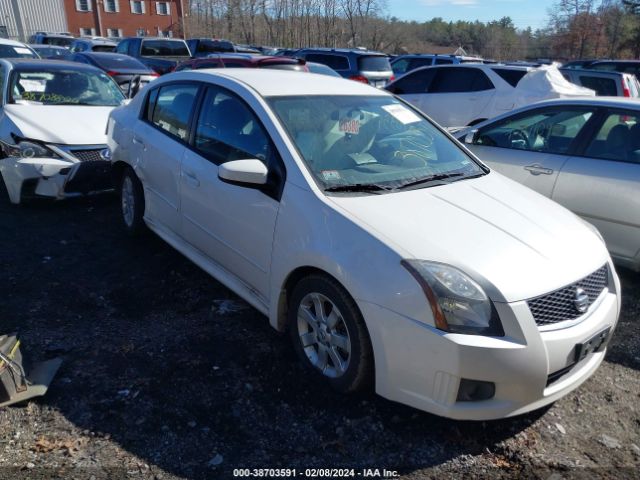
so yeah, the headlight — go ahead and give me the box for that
[1,140,58,159]
[401,260,504,336]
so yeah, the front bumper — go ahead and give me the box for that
[0,154,111,204]
[361,274,620,420]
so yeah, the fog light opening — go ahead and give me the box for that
[456,378,495,402]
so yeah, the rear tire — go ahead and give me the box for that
[288,274,374,393]
[120,167,146,236]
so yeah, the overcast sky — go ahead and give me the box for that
[389,0,555,30]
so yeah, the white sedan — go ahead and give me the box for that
[0,59,126,204]
[107,69,620,420]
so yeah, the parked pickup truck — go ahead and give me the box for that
[115,37,192,75]
[560,68,640,97]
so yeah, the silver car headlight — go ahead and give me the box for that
[0,139,59,159]
[402,260,504,336]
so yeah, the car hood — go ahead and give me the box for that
[326,172,609,303]
[3,104,113,145]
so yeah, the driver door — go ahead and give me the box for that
[466,106,598,197]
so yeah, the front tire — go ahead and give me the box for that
[120,167,146,236]
[288,275,374,393]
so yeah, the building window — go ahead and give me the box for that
[156,1,170,15]
[130,0,145,14]
[79,27,96,36]
[107,28,123,37]
[76,0,92,12]
[104,0,120,12]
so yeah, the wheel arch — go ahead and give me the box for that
[111,160,131,189]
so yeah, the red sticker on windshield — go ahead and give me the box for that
[339,118,360,134]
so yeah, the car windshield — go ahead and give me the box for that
[9,68,125,106]
[141,40,190,57]
[0,44,38,59]
[268,95,485,192]
[43,37,74,47]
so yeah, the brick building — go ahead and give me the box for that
[64,0,185,39]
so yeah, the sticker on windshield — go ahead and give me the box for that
[339,118,360,135]
[321,170,341,181]
[14,47,32,55]
[382,104,421,124]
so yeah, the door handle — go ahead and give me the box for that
[132,136,145,148]
[524,164,553,176]
[182,170,200,187]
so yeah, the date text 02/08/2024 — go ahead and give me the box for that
[232,468,400,478]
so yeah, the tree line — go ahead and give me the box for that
[184,0,640,60]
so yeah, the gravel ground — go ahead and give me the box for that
[0,188,638,480]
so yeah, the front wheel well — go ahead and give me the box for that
[277,266,346,332]
[111,161,130,189]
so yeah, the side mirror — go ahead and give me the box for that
[464,129,478,145]
[218,159,268,186]
[121,98,132,106]
[127,75,142,99]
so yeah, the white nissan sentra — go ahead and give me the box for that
[107,69,620,420]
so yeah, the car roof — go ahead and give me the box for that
[298,47,386,56]
[179,69,388,97]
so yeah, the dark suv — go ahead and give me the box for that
[294,48,393,87]
[116,37,192,75]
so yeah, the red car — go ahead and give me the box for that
[175,53,308,72]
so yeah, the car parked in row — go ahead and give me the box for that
[0,59,126,204]
[175,53,307,72]
[456,97,640,271]
[294,48,394,87]
[0,39,39,59]
[70,52,158,92]
[586,60,640,79]
[107,69,619,420]
[391,54,484,77]
[28,32,74,49]
[69,37,118,53]
[560,68,639,97]
[115,37,191,75]
[386,64,594,128]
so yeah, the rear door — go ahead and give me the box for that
[467,105,598,197]
[134,82,200,233]
[552,108,640,263]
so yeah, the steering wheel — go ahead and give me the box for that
[508,129,531,150]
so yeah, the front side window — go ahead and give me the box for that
[194,87,270,164]
[584,112,640,163]
[149,84,199,141]
[429,68,494,93]
[9,68,125,106]
[475,107,594,154]
[269,95,485,191]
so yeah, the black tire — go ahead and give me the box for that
[119,167,146,236]
[288,274,374,393]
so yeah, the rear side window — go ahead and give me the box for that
[357,55,391,72]
[492,68,527,87]
[578,75,617,96]
[197,40,234,54]
[305,53,349,71]
[148,84,199,141]
[584,112,640,163]
[141,40,190,57]
[434,58,453,65]
[410,58,435,69]
[387,68,435,95]
[429,68,494,93]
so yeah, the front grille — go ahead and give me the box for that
[527,265,608,327]
[71,149,104,162]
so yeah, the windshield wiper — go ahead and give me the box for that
[324,183,392,193]
[395,172,467,190]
